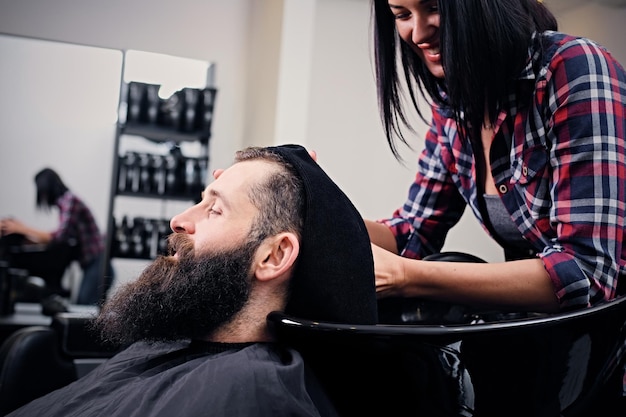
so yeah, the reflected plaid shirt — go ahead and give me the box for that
[51,191,104,267]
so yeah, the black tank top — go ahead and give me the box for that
[483,194,537,260]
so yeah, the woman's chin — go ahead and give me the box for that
[427,63,445,79]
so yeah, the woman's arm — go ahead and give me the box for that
[372,243,560,312]
[536,35,626,306]
[1,217,52,244]
[364,219,397,253]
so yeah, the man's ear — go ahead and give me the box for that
[254,232,300,282]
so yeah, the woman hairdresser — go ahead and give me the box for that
[365,0,626,313]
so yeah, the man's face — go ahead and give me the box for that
[94,160,276,345]
[169,159,277,253]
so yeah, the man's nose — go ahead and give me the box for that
[170,209,195,234]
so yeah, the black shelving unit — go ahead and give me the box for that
[101,51,217,292]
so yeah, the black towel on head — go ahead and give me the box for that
[269,144,378,325]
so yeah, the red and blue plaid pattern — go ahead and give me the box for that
[381,30,626,310]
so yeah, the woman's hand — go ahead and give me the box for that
[371,243,406,298]
[0,217,26,236]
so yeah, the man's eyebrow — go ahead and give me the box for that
[206,188,232,209]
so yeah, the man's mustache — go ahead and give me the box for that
[166,233,194,259]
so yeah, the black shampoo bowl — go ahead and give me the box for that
[269,291,626,417]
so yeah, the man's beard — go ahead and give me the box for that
[94,233,261,346]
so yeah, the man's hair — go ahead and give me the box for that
[234,147,305,242]
[372,0,558,157]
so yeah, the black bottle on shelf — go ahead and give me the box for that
[143,219,157,259]
[157,220,171,256]
[130,217,146,259]
[115,216,131,257]
[184,158,196,197]
[188,158,206,198]
[127,82,147,123]
[169,145,187,197]
[117,153,128,193]
[198,88,217,134]
[152,154,166,196]
[182,88,199,132]
[145,84,161,125]
[163,153,178,197]
[124,151,140,193]
[161,89,184,131]
[138,153,153,194]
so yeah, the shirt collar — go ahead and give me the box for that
[517,31,542,82]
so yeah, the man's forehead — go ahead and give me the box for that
[229,159,278,179]
[208,159,277,194]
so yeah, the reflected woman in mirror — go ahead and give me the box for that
[0,167,114,305]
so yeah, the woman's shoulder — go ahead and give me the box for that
[540,30,619,64]
[536,30,625,82]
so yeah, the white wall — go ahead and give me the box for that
[0,0,625,288]
[551,1,626,64]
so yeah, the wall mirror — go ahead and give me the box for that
[0,34,215,295]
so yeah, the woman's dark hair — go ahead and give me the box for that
[372,0,558,157]
[34,168,69,210]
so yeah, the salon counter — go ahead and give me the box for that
[0,302,98,345]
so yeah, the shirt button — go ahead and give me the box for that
[499,184,508,194]
[522,165,528,176]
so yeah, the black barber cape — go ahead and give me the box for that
[8,340,338,417]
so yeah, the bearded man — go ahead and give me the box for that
[7,145,377,417]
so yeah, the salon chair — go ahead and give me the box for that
[268,252,626,417]
[0,312,119,415]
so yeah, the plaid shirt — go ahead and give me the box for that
[51,191,104,267]
[381,31,626,310]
